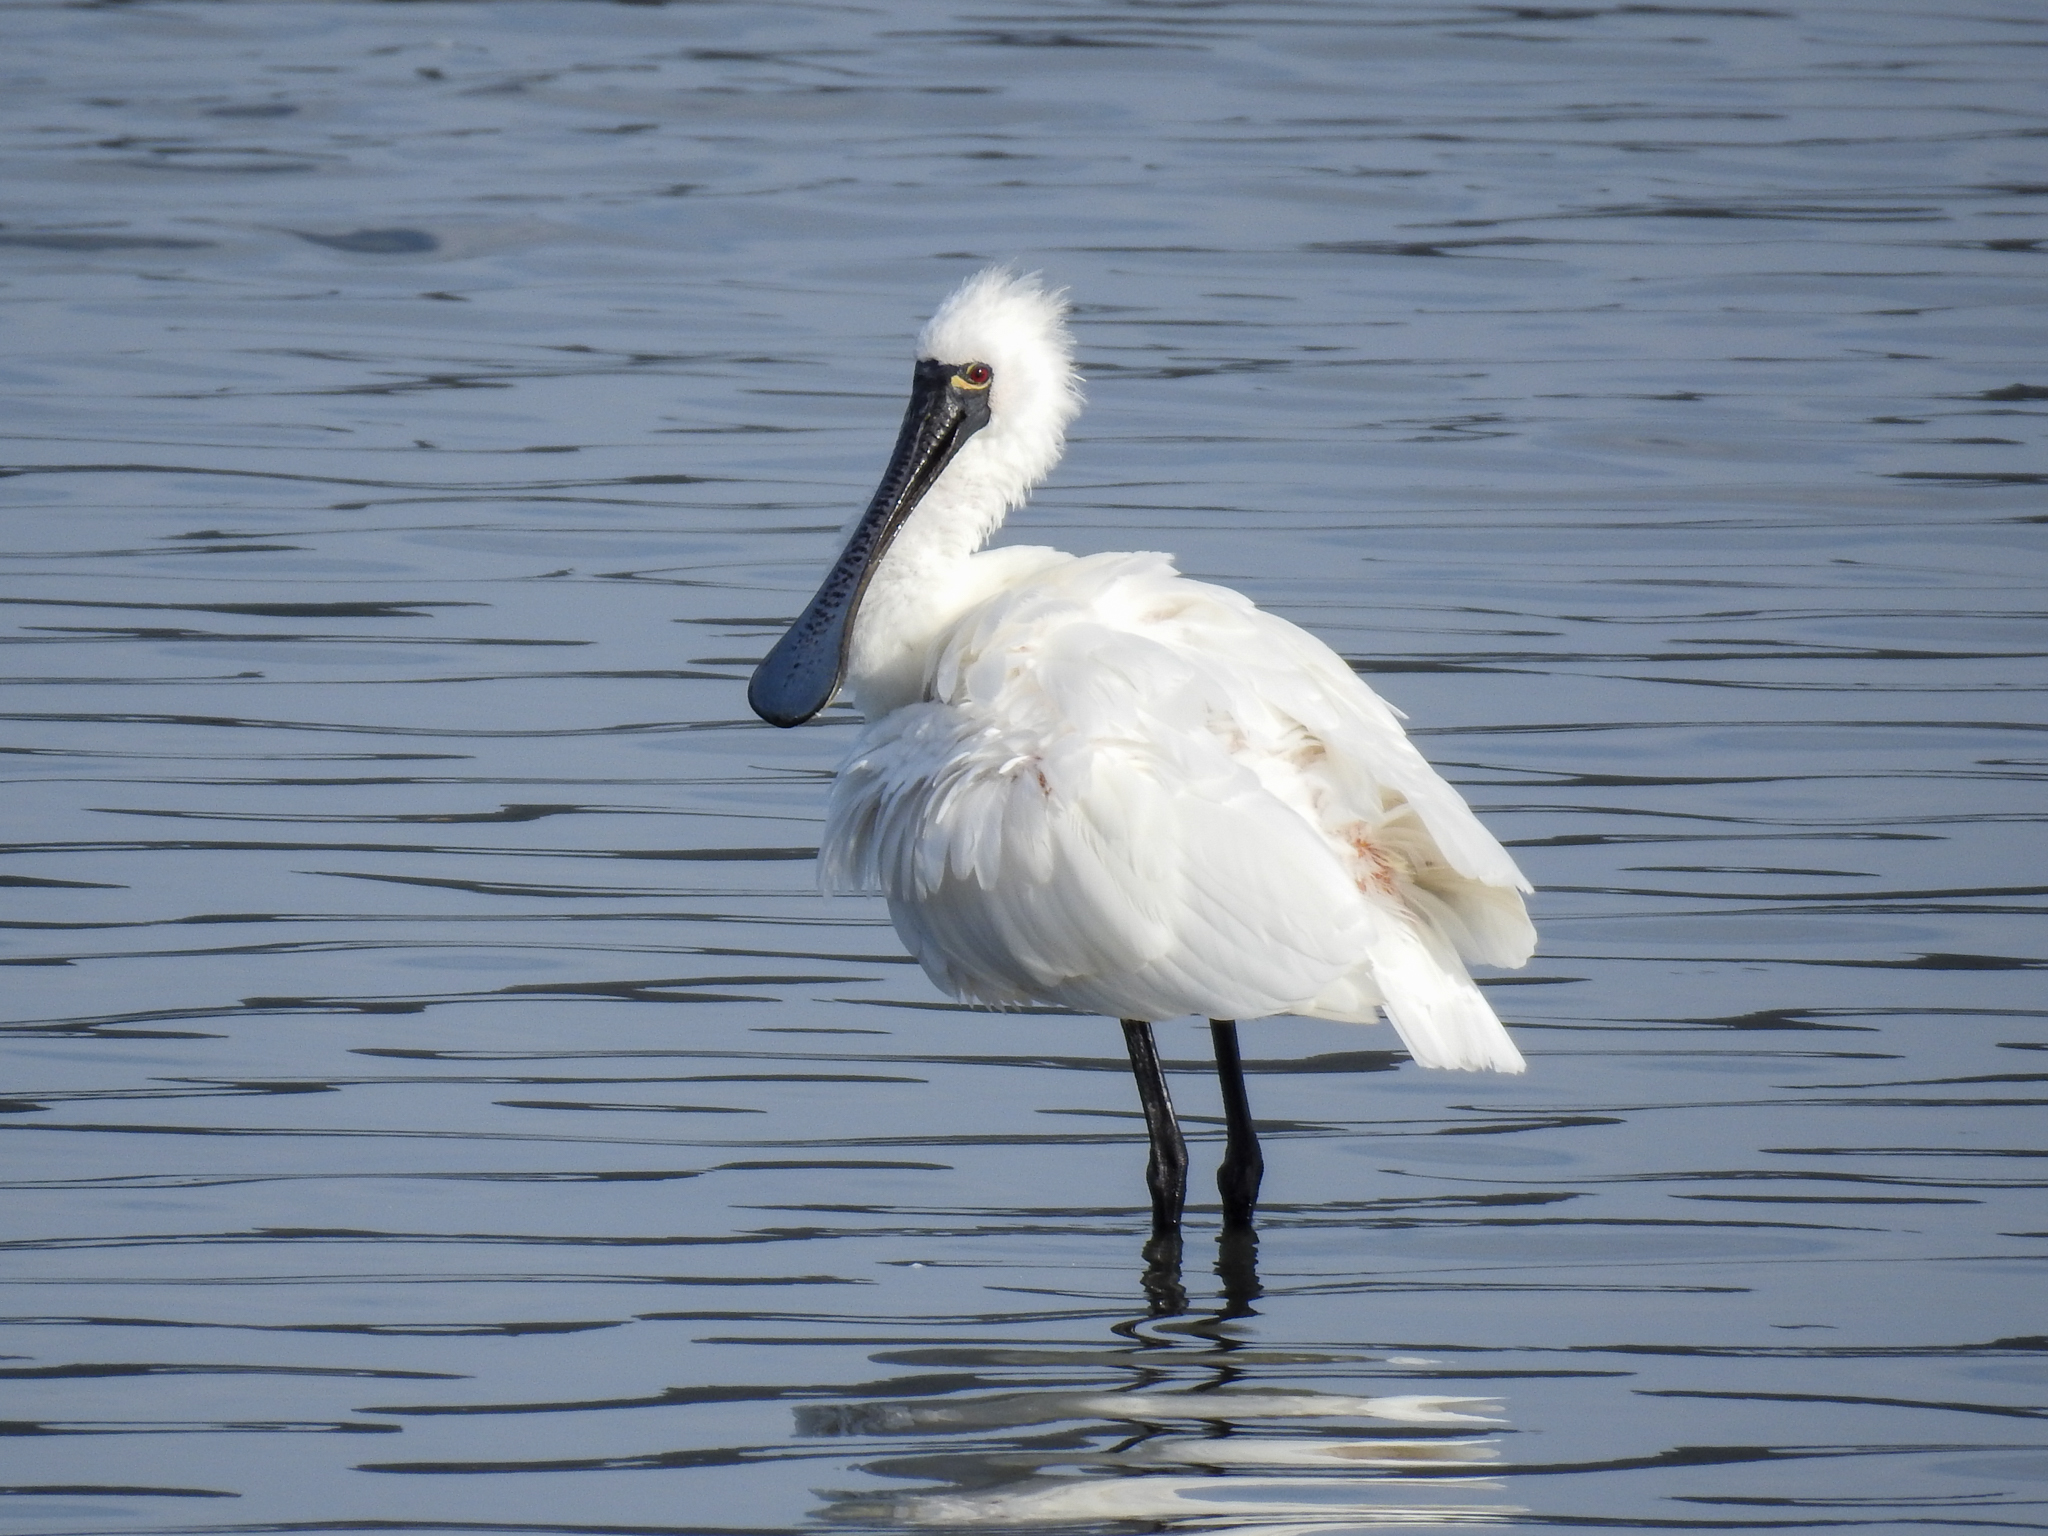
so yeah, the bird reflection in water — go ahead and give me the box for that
[802,1233,1517,1530]
[1139,1223,1262,1321]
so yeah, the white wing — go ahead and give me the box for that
[825,551,1532,1071]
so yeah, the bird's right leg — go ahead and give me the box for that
[1120,1020,1187,1234]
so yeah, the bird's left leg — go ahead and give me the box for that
[1209,1019,1264,1230]
[1121,1020,1188,1234]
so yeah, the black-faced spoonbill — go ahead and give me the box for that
[750,270,1533,1237]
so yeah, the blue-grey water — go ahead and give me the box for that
[2,2,2044,1532]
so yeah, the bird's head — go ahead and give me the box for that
[750,269,1082,728]
[913,267,1082,509]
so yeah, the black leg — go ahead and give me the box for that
[1209,1019,1263,1230]
[1121,1019,1187,1235]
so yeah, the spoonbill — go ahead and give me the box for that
[750,270,1534,1235]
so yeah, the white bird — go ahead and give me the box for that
[750,270,1534,1235]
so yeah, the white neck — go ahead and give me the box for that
[833,267,1082,719]
[844,465,1007,720]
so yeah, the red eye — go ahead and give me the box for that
[961,362,993,387]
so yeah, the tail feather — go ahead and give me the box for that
[1363,921,1526,1074]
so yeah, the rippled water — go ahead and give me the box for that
[3,2,2045,1532]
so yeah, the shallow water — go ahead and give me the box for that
[2,1,2045,1532]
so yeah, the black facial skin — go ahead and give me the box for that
[748,358,994,728]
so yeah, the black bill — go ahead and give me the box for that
[748,358,992,728]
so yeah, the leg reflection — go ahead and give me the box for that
[1139,1230,1186,1318]
[1215,1224,1262,1319]
[1127,1225,1259,1326]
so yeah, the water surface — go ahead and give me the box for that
[1,2,2044,1532]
